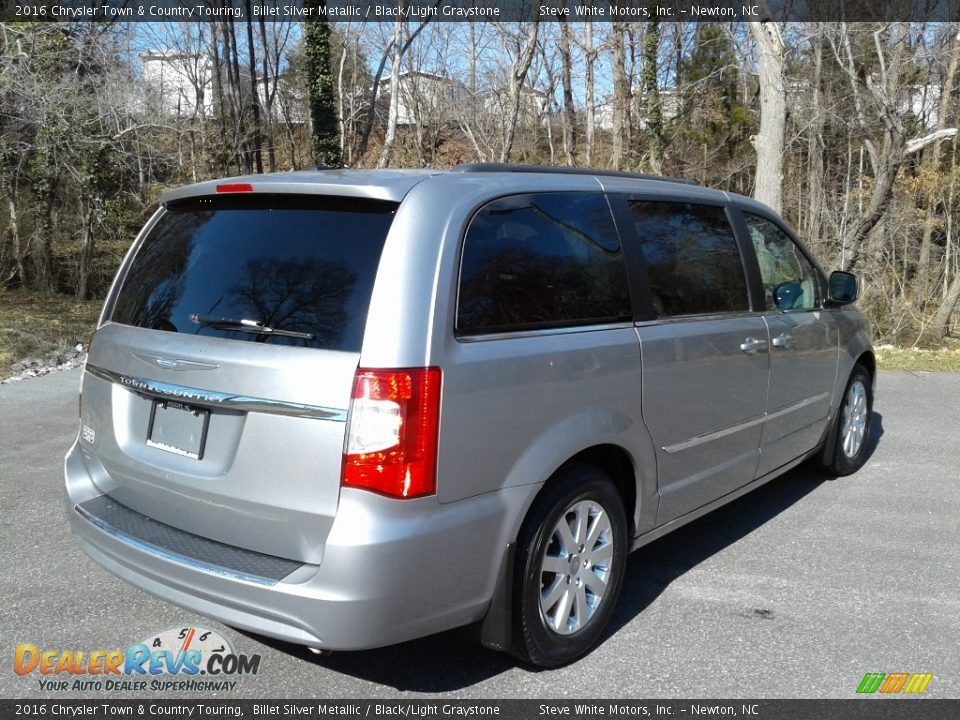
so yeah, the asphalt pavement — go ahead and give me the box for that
[1,368,958,699]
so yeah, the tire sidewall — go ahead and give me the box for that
[833,365,873,475]
[514,467,628,667]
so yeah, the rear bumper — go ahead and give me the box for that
[65,440,535,650]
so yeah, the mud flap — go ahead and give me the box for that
[479,542,515,652]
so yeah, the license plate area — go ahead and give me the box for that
[146,400,210,460]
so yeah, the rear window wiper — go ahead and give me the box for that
[190,314,314,341]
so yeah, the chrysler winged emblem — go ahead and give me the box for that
[132,352,220,371]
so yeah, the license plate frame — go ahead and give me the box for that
[146,399,210,460]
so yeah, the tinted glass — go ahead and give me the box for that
[628,201,748,316]
[828,271,858,304]
[457,193,631,334]
[111,196,396,352]
[744,213,819,311]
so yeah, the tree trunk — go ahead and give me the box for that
[304,1,342,167]
[211,25,233,175]
[843,135,901,270]
[378,14,405,169]
[844,129,959,271]
[930,270,960,341]
[7,196,26,286]
[918,29,960,276]
[244,1,264,174]
[499,21,540,163]
[610,19,629,170]
[748,17,786,214]
[584,15,595,166]
[32,173,55,293]
[642,20,664,174]
[223,19,251,173]
[77,202,93,301]
[337,35,348,163]
[805,30,826,244]
[559,13,576,166]
[258,14,277,173]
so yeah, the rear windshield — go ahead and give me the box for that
[111,195,397,352]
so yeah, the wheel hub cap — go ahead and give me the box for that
[539,500,614,635]
[840,380,868,459]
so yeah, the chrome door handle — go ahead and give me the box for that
[739,337,768,355]
[772,333,795,349]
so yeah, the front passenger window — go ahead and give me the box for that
[745,214,818,311]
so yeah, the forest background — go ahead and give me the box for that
[3,16,960,373]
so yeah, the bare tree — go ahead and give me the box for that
[244,1,264,173]
[918,28,960,277]
[643,20,665,174]
[610,18,630,169]
[378,13,406,168]
[558,13,577,165]
[803,24,828,244]
[829,23,958,271]
[931,264,960,341]
[356,3,438,165]
[749,11,786,213]
[582,13,597,166]
[496,21,540,162]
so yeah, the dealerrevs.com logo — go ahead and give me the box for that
[14,626,261,692]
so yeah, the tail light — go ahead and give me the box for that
[341,367,442,499]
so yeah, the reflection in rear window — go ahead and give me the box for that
[111,196,396,352]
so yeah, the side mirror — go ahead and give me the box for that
[828,270,858,305]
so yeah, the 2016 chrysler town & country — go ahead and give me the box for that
[65,164,874,667]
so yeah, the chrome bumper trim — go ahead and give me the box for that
[86,364,347,421]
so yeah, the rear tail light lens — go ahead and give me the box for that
[341,367,442,499]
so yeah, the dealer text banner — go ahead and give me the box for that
[2,0,959,23]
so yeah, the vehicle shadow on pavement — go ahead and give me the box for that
[606,412,884,640]
[236,414,884,692]
[236,624,516,691]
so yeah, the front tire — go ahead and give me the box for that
[512,464,628,667]
[822,364,873,476]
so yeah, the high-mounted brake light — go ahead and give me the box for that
[341,367,442,499]
[215,183,254,193]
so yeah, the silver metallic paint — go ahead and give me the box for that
[66,168,875,653]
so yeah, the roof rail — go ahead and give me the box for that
[451,162,697,185]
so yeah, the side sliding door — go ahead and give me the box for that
[613,197,771,524]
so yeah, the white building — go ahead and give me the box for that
[482,85,550,126]
[377,71,463,126]
[596,88,681,132]
[140,51,214,118]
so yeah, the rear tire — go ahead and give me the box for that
[821,364,873,476]
[511,464,627,668]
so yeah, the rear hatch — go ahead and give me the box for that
[78,193,397,564]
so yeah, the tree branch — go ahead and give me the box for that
[905,128,959,156]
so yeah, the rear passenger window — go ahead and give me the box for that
[627,201,748,317]
[457,193,631,334]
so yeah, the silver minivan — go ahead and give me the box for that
[65,164,874,667]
